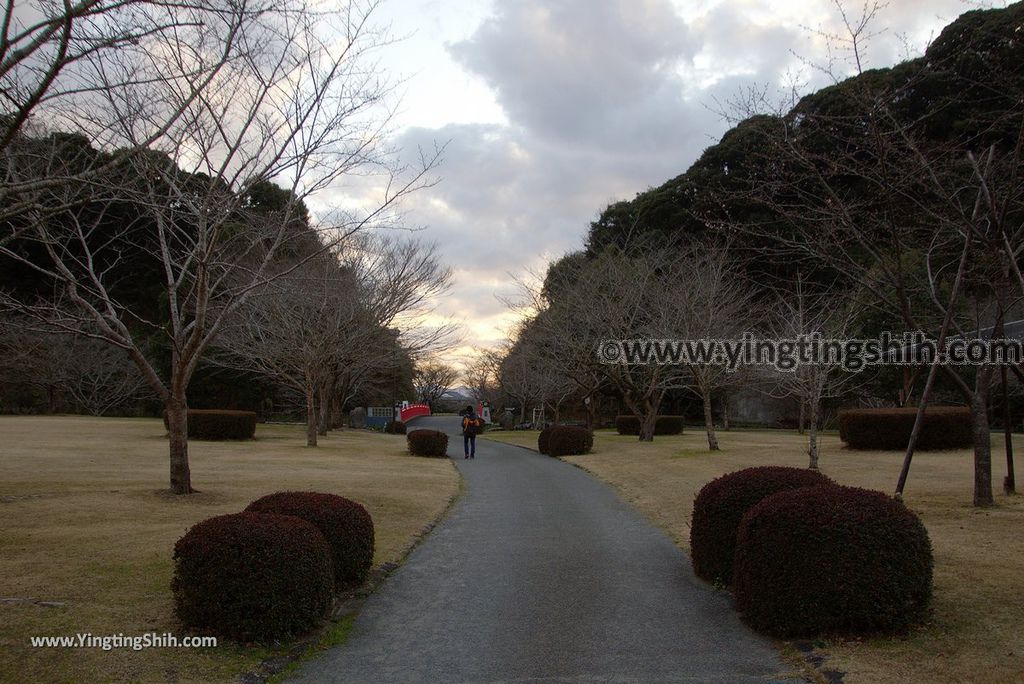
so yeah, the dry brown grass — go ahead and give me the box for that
[485,427,1024,684]
[0,416,458,684]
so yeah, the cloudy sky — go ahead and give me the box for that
[329,0,981,363]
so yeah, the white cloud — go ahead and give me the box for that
[323,0,984,362]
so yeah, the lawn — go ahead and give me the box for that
[0,416,459,684]
[484,427,1024,684]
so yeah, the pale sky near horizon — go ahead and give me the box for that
[319,0,993,366]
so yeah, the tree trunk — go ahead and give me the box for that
[317,384,331,437]
[798,399,806,435]
[971,372,995,507]
[807,397,820,470]
[702,387,719,451]
[722,394,731,431]
[554,402,561,425]
[639,401,657,442]
[1002,366,1016,495]
[305,383,318,447]
[585,397,596,430]
[166,392,193,494]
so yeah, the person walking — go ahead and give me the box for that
[462,405,482,459]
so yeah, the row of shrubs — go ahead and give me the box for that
[163,409,257,440]
[172,491,374,641]
[538,425,593,456]
[690,466,933,636]
[838,406,972,450]
[615,415,684,436]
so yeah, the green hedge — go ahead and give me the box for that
[385,420,406,435]
[734,485,933,637]
[407,429,449,457]
[838,406,972,450]
[615,415,684,436]
[690,466,833,585]
[246,491,375,587]
[172,512,332,641]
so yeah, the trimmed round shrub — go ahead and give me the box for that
[538,426,555,454]
[163,409,257,440]
[407,429,449,457]
[385,420,407,435]
[172,512,332,642]
[615,415,684,436]
[839,406,972,450]
[546,426,593,456]
[690,466,833,585]
[246,491,374,587]
[734,485,933,637]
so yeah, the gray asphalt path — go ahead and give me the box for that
[290,416,795,683]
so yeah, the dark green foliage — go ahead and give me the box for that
[171,512,333,642]
[614,415,684,436]
[545,426,593,457]
[163,409,257,440]
[838,407,972,450]
[385,420,406,435]
[733,485,933,637]
[690,466,833,585]
[246,492,375,586]
[407,429,449,457]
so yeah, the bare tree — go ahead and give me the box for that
[0,0,441,493]
[674,246,760,450]
[216,237,453,446]
[763,276,871,469]
[213,257,368,446]
[413,360,460,410]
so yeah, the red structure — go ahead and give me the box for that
[400,403,431,423]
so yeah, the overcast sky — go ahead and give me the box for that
[321,0,983,364]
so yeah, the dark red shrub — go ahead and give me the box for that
[163,409,257,440]
[172,512,332,642]
[538,426,554,454]
[385,420,407,435]
[615,415,684,436]
[838,406,972,450]
[246,491,374,586]
[407,429,449,457]
[546,426,593,456]
[690,466,833,585]
[734,485,933,637]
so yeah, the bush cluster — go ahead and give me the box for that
[384,420,406,435]
[172,512,333,642]
[545,426,593,456]
[733,485,933,637]
[690,466,833,585]
[614,415,684,436]
[246,492,375,587]
[407,429,449,457]
[838,406,972,450]
[164,409,257,440]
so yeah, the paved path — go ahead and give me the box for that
[291,416,794,683]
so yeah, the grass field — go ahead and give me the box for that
[0,416,459,684]
[484,427,1024,684]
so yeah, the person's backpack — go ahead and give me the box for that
[464,416,480,436]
